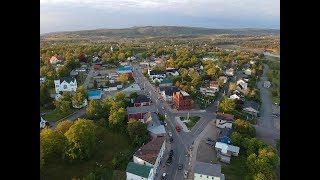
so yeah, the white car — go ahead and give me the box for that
[168,132,172,137]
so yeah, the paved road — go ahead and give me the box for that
[131,64,221,180]
[255,63,280,147]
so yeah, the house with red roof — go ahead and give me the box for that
[50,55,64,64]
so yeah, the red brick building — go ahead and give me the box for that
[133,95,151,107]
[127,105,157,120]
[172,91,192,110]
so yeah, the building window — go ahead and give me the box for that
[63,85,67,89]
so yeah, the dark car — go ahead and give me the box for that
[166,157,172,166]
[178,164,183,170]
[207,137,214,142]
[169,150,174,157]
[205,140,215,146]
[169,137,173,143]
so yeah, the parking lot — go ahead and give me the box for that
[196,121,219,164]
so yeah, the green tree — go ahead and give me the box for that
[234,119,256,138]
[127,119,149,146]
[57,66,70,78]
[86,100,103,120]
[218,98,235,112]
[109,107,126,130]
[118,52,126,60]
[93,80,98,89]
[191,76,202,88]
[54,99,71,114]
[218,79,224,87]
[118,73,128,85]
[154,80,160,87]
[84,172,96,180]
[40,128,66,165]
[72,86,87,108]
[60,91,72,102]
[231,132,244,148]
[247,138,268,156]
[65,119,97,161]
[114,92,126,103]
[229,82,237,92]
[55,120,74,135]
[40,84,51,107]
[129,92,138,99]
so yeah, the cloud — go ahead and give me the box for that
[40,0,279,34]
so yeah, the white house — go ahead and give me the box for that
[229,94,240,100]
[40,116,48,129]
[161,87,179,102]
[148,70,166,80]
[244,69,252,75]
[126,162,154,180]
[243,101,259,116]
[54,77,78,94]
[194,162,225,180]
[54,93,62,101]
[200,87,218,96]
[133,137,166,175]
[225,68,234,76]
[166,68,179,76]
[202,57,218,61]
[216,112,235,129]
[236,79,248,90]
[215,142,240,164]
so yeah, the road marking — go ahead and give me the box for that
[174,153,183,180]
[193,118,208,136]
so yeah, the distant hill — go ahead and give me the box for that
[41,26,280,41]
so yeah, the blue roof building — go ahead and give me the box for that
[87,90,102,100]
[118,66,132,73]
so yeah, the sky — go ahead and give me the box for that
[40,0,280,34]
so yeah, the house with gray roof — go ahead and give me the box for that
[194,161,225,180]
[54,77,77,94]
[243,101,259,116]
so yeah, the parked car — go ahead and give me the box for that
[168,132,172,137]
[169,137,173,143]
[169,150,174,157]
[176,125,181,132]
[164,122,167,127]
[205,140,215,146]
[207,137,214,142]
[184,170,188,178]
[178,164,183,170]
[161,173,167,180]
[166,157,172,166]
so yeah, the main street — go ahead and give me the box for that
[131,64,222,180]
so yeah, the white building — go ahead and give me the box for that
[229,94,240,100]
[216,112,234,129]
[40,116,47,129]
[126,162,154,180]
[200,87,218,96]
[54,77,78,94]
[236,79,248,90]
[244,69,252,75]
[161,87,179,102]
[194,161,225,180]
[72,99,88,109]
[133,137,166,175]
[166,68,179,76]
[225,68,234,76]
[215,142,240,163]
[148,70,166,80]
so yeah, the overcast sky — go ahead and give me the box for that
[40,0,280,34]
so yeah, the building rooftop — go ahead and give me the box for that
[160,79,173,84]
[127,105,157,114]
[118,66,132,71]
[133,95,150,103]
[194,161,223,177]
[244,101,259,111]
[164,87,179,96]
[144,112,161,127]
[216,112,234,121]
[180,91,190,97]
[126,162,152,178]
[58,77,76,83]
[219,128,233,138]
[149,70,166,75]
[134,137,166,165]
[87,90,102,97]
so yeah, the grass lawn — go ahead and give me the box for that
[48,88,56,94]
[40,128,131,180]
[182,116,200,129]
[221,155,248,180]
[44,109,77,122]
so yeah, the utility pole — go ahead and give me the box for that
[187,112,190,121]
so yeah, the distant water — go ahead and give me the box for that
[264,52,280,58]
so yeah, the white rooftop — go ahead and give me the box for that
[181,91,190,96]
